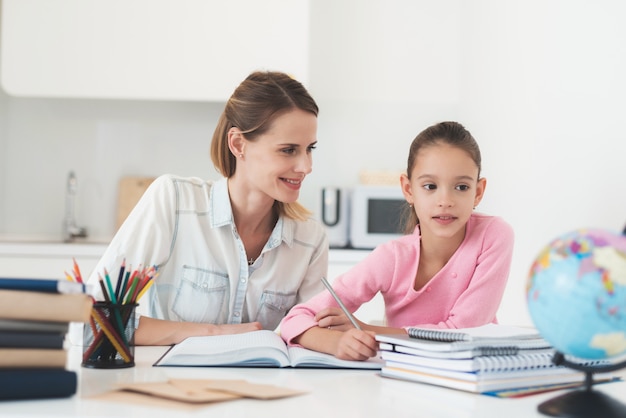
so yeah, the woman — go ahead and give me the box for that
[88,71,328,345]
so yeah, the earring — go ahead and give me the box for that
[239,154,243,158]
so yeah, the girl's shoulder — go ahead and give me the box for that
[468,212,514,240]
[372,229,421,257]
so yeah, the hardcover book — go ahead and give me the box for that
[0,368,77,400]
[0,289,92,323]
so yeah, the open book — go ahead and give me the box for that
[154,330,383,369]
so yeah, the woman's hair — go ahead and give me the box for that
[402,121,482,233]
[210,71,319,221]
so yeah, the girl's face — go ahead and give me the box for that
[401,142,486,241]
[233,108,318,203]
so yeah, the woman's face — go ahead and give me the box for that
[237,108,318,203]
[401,142,485,241]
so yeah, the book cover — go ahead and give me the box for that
[379,365,607,393]
[0,289,92,323]
[0,348,68,368]
[0,318,70,334]
[0,278,86,294]
[154,330,383,369]
[376,331,551,355]
[0,368,77,400]
[0,330,66,349]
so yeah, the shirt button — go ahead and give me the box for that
[240,278,246,283]
[451,273,457,278]
[234,312,240,317]
[201,282,208,288]
[427,287,432,292]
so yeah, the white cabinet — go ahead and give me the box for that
[0,242,107,280]
[0,0,310,101]
[328,249,385,326]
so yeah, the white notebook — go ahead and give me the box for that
[406,324,542,342]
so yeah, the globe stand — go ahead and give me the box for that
[538,352,626,417]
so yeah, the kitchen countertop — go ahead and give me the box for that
[0,237,370,261]
[0,235,109,257]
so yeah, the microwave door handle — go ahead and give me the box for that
[322,188,341,227]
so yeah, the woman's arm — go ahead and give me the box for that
[135,316,262,345]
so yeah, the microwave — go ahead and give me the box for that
[349,185,406,250]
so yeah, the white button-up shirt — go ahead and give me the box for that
[88,175,328,330]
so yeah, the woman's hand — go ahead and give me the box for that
[315,307,364,331]
[209,322,262,336]
[136,317,262,345]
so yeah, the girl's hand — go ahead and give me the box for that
[315,307,364,331]
[332,328,378,361]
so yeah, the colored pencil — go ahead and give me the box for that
[114,258,126,302]
[72,258,83,283]
[104,268,118,304]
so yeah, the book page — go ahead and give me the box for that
[287,346,383,369]
[154,330,291,367]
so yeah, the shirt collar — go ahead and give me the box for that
[210,177,234,227]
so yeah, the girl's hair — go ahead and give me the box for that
[402,121,482,233]
[210,71,319,221]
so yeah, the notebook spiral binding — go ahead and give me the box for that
[471,346,520,357]
[474,352,555,372]
[407,328,471,342]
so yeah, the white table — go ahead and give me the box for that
[2,346,625,418]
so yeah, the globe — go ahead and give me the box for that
[527,228,626,360]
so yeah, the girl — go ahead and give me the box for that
[279,121,514,361]
[88,71,328,345]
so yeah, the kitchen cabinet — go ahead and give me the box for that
[0,0,309,101]
[0,242,107,280]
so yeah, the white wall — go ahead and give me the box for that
[1,0,625,326]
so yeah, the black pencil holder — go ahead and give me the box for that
[82,302,137,369]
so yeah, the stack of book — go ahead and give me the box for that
[376,324,614,396]
[0,277,93,401]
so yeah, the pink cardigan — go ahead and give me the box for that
[280,213,514,345]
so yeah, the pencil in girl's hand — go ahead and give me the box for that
[320,277,362,330]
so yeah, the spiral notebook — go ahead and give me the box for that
[406,324,542,342]
[380,349,560,372]
[376,324,550,356]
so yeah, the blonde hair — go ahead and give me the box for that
[210,71,319,221]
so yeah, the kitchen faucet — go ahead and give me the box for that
[63,171,88,242]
